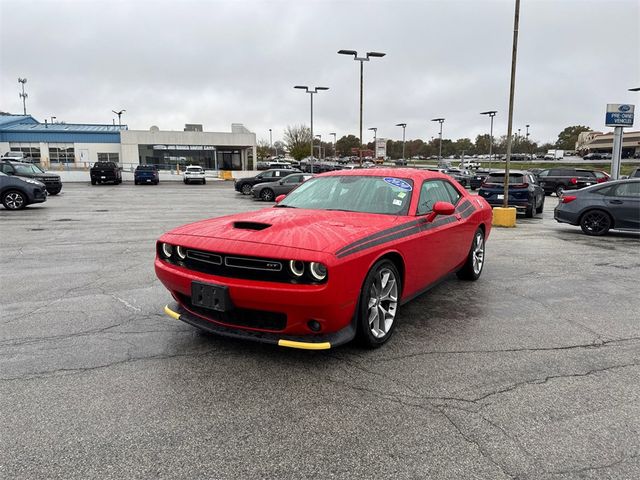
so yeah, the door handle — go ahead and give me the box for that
[609,200,623,204]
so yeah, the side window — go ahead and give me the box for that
[613,182,640,197]
[261,171,273,179]
[538,170,549,177]
[275,171,283,177]
[442,181,461,205]
[1,164,14,174]
[417,180,454,215]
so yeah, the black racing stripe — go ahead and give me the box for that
[335,218,422,256]
[336,224,424,258]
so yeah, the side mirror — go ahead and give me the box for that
[426,201,455,222]
[275,194,286,203]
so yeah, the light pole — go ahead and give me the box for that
[368,127,377,161]
[480,111,497,171]
[526,124,531,159]
[18,78,28,115]
[431,118,445,162]
[269,128,273,157]
[330,132,337,159]
[503,0,521,209]
[294,86,329,173]
[337,49,386,156]
[50,116,57,124]
[316,134,322,160]
[396,123,406,163]
[112,109,126,128]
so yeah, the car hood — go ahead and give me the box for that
[166,208,405,254]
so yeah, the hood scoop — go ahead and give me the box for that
[233,221,271,231]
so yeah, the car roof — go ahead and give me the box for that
[487,169,528,174]
[319,167,457,182]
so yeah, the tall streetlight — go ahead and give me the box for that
[269,128,273,157]
[315,134,322,159]
[294,85,329,173]
[526,124,531,158]
[628,87,640,92]
[337,49,386,154]
[480,111,497,171]
[368,127,377,161]
[396,123,407,163]
[431,118,445,162]
[50,116,57,124]
[330,132,337,159]
[18,78,28,115]
[112,109,126,128]
[503,0,521,209]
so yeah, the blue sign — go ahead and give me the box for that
[605,104,635,127]
[383,177,412,191]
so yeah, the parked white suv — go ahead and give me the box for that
[183,165,206,185]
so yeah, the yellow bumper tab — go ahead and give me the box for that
[278,339,331,350]
[164,305,181,320]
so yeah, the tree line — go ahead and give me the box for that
[256,125,592,161]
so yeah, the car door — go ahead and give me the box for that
[277,174,303,195]
[606,182,640,230]
[404,179,467,294]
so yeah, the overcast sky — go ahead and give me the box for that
[1,0,638,145]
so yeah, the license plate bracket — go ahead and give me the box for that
[191,281,232,312]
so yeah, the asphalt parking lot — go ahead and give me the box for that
[1,181,639,479]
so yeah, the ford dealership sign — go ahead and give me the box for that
[605,104,634,127]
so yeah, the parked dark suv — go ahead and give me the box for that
[234,168,301,195]
[0,160,63,195]
[134,165,159,185]
[536,168,599,196]
[478,170,544,217]
[0,171,47,210]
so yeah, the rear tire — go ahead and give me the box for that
[580,209,611,236]
[536,197,544,213]
[525,199,535,218]
[91,179,96,185]
[203,179,206,185]
[457,228,485,281]
[2,190,27,210]
[356,259,401,348]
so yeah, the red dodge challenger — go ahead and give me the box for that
[156,168,492,349]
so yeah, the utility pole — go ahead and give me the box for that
[18,78,28,115]
[503,0,521,208]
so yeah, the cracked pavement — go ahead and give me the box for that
[1,182,639,479]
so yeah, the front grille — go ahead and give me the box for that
[160,245,319,284]
[176,293,287,331]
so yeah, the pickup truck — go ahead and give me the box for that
[90,162,122,185]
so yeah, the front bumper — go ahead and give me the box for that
[164,302,356,350]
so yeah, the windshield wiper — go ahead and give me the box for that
[324,208,353,212]
[274,204,297,208]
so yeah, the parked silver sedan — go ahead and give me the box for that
[251,173,312,201]
[554,179,640,235]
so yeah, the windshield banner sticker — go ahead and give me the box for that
[383,177,412,191]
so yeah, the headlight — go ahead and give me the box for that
[288,260,304,277]
[161,243,173,259]
[176,246,187,260]
[309,262,327,281]
[23,178,41,185]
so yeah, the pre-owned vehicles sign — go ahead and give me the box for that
[605,104,634,127]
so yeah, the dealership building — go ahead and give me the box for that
[576,129,640,156]
[0,114,257,170]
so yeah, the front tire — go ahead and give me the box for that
[457,228,485,281]
[2,190,27,210]
[555,184,565,197]
[241,184,252,195]
[202,179,206,185]
[260,188,275,201]
[580,209,611,236]
[356,260,401,348]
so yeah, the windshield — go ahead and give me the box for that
[14,164,45,175]
[278,175,413,215]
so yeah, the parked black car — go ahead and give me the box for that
[554,179,640,235]
[251,173,312,201]
[0,171,47,210]
[90,161,122,185]
[478,170,544,217]
[583,152,607,160]
[470,169,491,190]
[626,167,640,179]
[234,168,301,195]
[0,159,62,195]
[134,165,159,185]
[535,168,599,196]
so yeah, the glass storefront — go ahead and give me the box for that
[137,144,244,170]
[10,146,41,163]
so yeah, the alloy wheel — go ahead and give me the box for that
[4,192,25,210]
[367,267,399,339]
[581,211,610,235]
[472,231,485,275]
